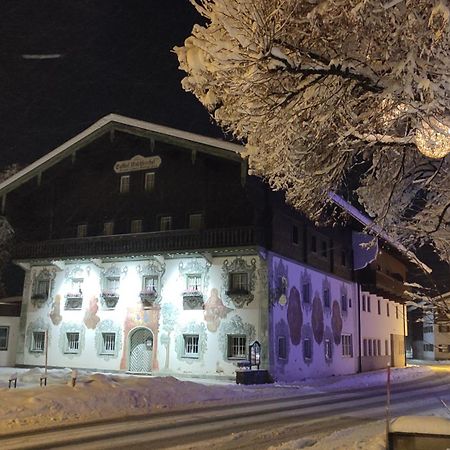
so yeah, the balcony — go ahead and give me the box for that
[12,227,262,260]
[359,268,407,301]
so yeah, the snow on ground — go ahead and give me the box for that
[0,363,448,449]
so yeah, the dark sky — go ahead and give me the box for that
[0,1,220,168]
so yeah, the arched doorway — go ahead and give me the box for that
[128,327,153,373]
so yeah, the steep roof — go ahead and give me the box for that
[0,114,243,198]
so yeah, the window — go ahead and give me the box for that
[303,338,312,360]
[367,297,371,313]
[183,334,199,358]
[189,213,204,230]
[65,332,80,353]
[292,225,299,245]
[120,175,130,193]
[438,325,450,333]
[368,339,372,356]
[396,305,399,319]
[71,278,83,295]
[36,279,50,297]
[30,331,45,352]
[302,283,310,304]
[438,344,450,353]
[341,251,346,266]
[187,274,202,292]
[77,224,87,238]
[105,276,120,293]
[311,235,317,252]
[387,303,390,317]
[103,221,114,235]
[423,325,433,333]
[101,333,116,355]
[385,340,389,355]
[228,335,247,359]
[342,334,353,357]
[341,294,347,312]
[348,297,352,308]
[130,219,143,233]
[160,216,172,231]
[363,339,368,356]
[323,289,330,308]
[0,326,9,351]
[143,275,158,293]
[377,340,381,356]
[362,295,366,311]
[278,336,287,359]
[423,343,434,352]
[325,339,332,360]
[229,272,249,294]
[144,172,155,192]
[377,299,381,315]
[321,241,327,258]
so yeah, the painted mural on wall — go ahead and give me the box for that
[49,295,62,326]
[160,303,179,370]
[175,321,207,363]
[203,288,233,332]
[120,303,161,371]
[270,258,289,306]
[312,293,324,344]
[331,300,343,345]
[218,315,256,360]
[287,286,302,345]
[83,297,100,329]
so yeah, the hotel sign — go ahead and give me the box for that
[114,155,162,173]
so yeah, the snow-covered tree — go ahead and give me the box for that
[174,0,450,263]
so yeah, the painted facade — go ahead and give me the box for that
[0,115,412,379]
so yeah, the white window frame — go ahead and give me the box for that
[101,332,116,355]
[120,175,130,193]
[342,334,353,357]
[0,326,9,351]
[227,334,247,359]
[30,331,46,353]
[65,332,80,354]
[183,334,199,358]
[144,172,155,192]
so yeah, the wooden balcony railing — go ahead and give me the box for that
[12,227,263,260]
[359,268,408,301]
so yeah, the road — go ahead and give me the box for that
[1,372,449,449]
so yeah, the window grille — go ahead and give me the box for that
[31,331,45,352]
[187,274,202,292]
[228,335,246,358]
[102,333,116,354]
[66,332,80,353]
[184,335,199,357]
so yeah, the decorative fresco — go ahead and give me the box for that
[31,267,56,308]
[26,317,51,358]
[95,320,122,361]
[137,257,165,308]
[159,302,179,370]
[222,257,257,308]
[311,293,324,344]
[203,288,233,332]
[58,322,85,359]
[120,303,161,371]
[287,286,302,345]
[270,258,289,306]
[218,315,256,361]
[49,295,63,326]
[83,297,100,329]
[331,300,343,345]
[175,321,207,363]
[324,326,334,365]
[179,257,210,309]
[301,323,313,365]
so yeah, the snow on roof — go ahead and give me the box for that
[0,114,243,198]
[329,192,432,274]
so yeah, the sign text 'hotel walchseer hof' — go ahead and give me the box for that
[113,155,162,173]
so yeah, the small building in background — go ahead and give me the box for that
[0,296,21,366]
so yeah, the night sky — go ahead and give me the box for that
[0,1,220,168]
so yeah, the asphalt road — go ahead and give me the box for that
[1,371,449,450]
